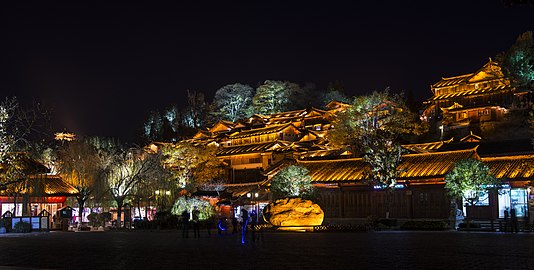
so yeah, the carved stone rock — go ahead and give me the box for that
[263,198,324,227]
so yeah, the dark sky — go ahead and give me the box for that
[1,1,533,142]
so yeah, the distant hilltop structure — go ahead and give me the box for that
[54,132,76,141]
[422,58,533,140]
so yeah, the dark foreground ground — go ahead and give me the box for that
[0,230,533,269]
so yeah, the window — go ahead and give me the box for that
[249,157,261,164]
[478,109,490,116]
[464,190,489,206]
[511,189,527,217]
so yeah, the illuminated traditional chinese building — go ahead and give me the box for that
[152,58,533,225]
[423,59,532,137]
[0,153,78,229]
[295,137,534,222]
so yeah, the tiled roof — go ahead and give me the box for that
[482,155,534,179]
[298,149,478,183]
[397,149,478,179]
[217,141,288,156]
[38,175,79,195]
[267,109,307,119]
[298,158,368,182]
[430,84,507,101]
[432,74,472,88]
[228,124,295,139]
[402,139,453,153]
[1,175,79,196]
[0,153,49,174]
[224,181,267,197]
[266,108,328,125]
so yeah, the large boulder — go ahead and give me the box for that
[263,198,324,227]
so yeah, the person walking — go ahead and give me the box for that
[181,210,190,238]
[192,206,201,238]
[510,208,518,233]
[240,208,249,244]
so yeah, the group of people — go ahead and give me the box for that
[181,206,202,238]
[503,208,519,233]
[181,207,262,242]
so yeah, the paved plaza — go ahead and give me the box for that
[0,230,533,269]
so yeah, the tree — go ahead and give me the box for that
[445,158,502,227]
[288,82,323,110]
[212,83,254,122]
[56,139,102,223]
[143,110,164,142]
[270,165,316,200]
[445,159,501,207]
[328,89,426,217]
[101,145,167,228]
[252,80,299,115]
[322,81,350,106]
[160,142,224,193]
[182,90,208,129]
[498,31,534,90]
[143,107,198,143]
[0,97,51,215]
[0,98,16,165]
[531,105,534,148]
[171,197,215,221]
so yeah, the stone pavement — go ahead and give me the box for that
[0,230,533,269]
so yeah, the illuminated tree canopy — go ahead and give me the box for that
[99,144,167,227]
[445,158,501,206]
[498,31,534,90]
[143,107,197,143]
[160,142,224,192]
[57,139,102,223]
[171,196,215,221]
[212,83,254,122]
[270,165,316,200]
[329,89,426,189]
[252,80,299,115]
[531,105,534,148]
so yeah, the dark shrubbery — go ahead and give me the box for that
[13,221,32,233]
[314,224,368,232]
[458,222,481,229]
[99,212,112,224]
[87,213,98,226]
[400,220,448,231]
[154,211,179,229]
[133,218,154,230]
[87,212,112,227]
[378,218,397,227]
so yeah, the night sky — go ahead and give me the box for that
[1,1,532,142]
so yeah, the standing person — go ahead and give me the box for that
[240,208,249,244]
[192,207,201,238]
[206,215,214,236]
[231,216,238,234]
[503,209,510,233]
[181,210,190,238]
[250,210,257,242]
[192,207,200,238]
[510,207,518,233]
